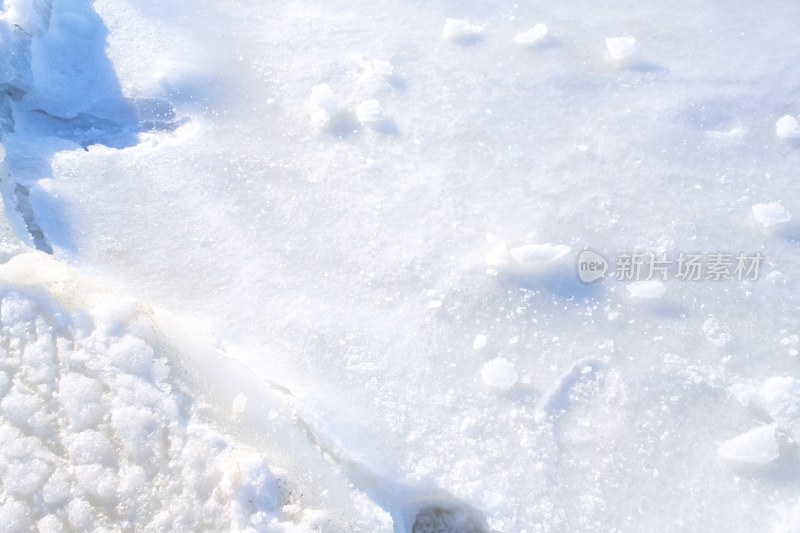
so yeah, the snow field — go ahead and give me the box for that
[0,252,395,531]
[1,0,800,531]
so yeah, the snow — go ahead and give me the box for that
[485,239,511,268]
[355,99,394,132]
[309,83,339,129]
[0,253,387,531]
[508,243,572,271]
[717,425,779,466]
[776,115,800,139]
[513,24,549,47]
[480,358,519,390]
[472,334,488,350]
[605,35,640,62]
[758,376,800,442]
[627,280,666,299]
[752,202,792,227]
[441,18,484,44]
[1,0,800,531]
[232,393,249,415]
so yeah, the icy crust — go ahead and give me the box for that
[2,0,134,123]
[0,147,26,262]
[0,252,389,532]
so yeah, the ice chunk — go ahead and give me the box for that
[627,280,666,299]
[232,393,248,415]
[605,36,640,62]
[356,100,383,125]
[363,59,404,89]
[759,376,800,441]
[485,240,511,268]
[442,18,484,43]
[717,425,779,465]
[513,24,549,46]
[355,99,394,133]
[776,115,800,139]
[508,243,571,270]
[729,383,757,407]
[752,202,791,227]
[371,59,395,80]
[472,334,488,350]
[309,84,338,128]
[480,357,518,390]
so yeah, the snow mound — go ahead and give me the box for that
[513,24,549,47]
[442,18,484,44]
[776,115,800,139]
[752,202,792,227]
[480,358,518,390]
[717,425,779,465]
[605,36,640,62]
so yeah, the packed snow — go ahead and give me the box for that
[1,0,800,531]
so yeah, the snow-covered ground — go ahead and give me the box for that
[2,0,800,531]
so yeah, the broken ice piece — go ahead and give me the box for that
[309,84,338,128]
[605,36,639,62]
[355,99,385,128]
[627,280,665,299]
[728,383,757,408]
[758,376,800,442]
[752,202,791,227]
[442,18,484,43]
[717,425,779,466]
[473,334,488,350]
[231,393,247,415]
[485,240,511,268]
[371,59,394,79]
[480,357,518,390]
[513,24,548,46]
[776,114,800,139]
[508,243,571,271]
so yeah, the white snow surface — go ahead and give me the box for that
[1,0,800,531]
